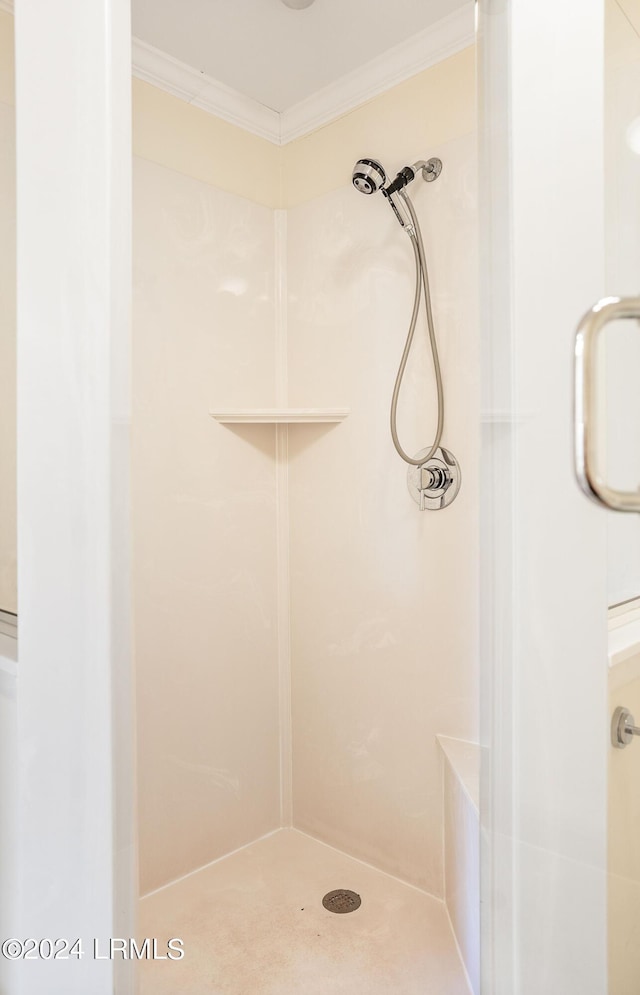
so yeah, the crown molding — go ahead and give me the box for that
[0,0,280,141]
[279,4,475,144]
[131,38,281,144]
[130,5,473,146]
[2,1,474,146]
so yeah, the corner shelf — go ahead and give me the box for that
[210,407,350,425]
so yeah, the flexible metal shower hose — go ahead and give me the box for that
[389,189,444,466]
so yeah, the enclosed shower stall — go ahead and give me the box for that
[8,0,640,992]
[128,3,479,992]
[0,1,479,986]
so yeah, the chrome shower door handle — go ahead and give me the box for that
[574,295,640,512]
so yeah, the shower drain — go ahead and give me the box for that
[322,889,361,914]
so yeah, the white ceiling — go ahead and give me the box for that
[131,0,467,112]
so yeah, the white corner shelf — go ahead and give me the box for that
[210,407,350,424]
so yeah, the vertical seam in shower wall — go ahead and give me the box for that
[274,208,293,827]
[441,749,447,906]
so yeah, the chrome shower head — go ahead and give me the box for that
[352,158,386,195]
[352,155,443,231]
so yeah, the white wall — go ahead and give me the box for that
[15,0,134,991]
[0,21,17,982]
[0,660,17,995]
[441,738,480,995]
[0,10,16,615]
[478,0,608,990]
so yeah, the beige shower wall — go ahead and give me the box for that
[132,46,474,211]
[283,48,475,206]
[134,45,476,896]
[132,154,281,896]
[133,79,281,208]
[286,50,478,895]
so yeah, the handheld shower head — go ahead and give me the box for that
[352,155,443,231]
[352,158,386,195]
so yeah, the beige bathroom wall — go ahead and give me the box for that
[609,657,640,994]
[0,9,13,106]
[131,45,475,212]
[132,40,477,897]
[133,79,281,209]
[286,61,478,894]
[133,156,281,895]
[282,47,475,207]
[606,6,640,990]
[0,10,16,615]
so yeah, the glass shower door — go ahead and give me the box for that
[479,0,640,991]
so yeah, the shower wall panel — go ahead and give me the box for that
[133,155,281,895]
[132,43,478,899]
[286,54,479,895]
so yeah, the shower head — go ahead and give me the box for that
[352,157,443,198]
[352,155,443,231]
[352,158,386,195]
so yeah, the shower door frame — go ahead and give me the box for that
[13,2,136,993]
[478,0,609,991]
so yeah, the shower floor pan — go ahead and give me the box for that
[139,828,471,995]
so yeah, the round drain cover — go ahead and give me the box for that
[322,889,361,914]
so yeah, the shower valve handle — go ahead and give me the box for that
[421,465,452,492]
[408,449,461,511]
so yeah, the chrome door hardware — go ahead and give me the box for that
[574,296,640,511]
[612,706,640,748]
